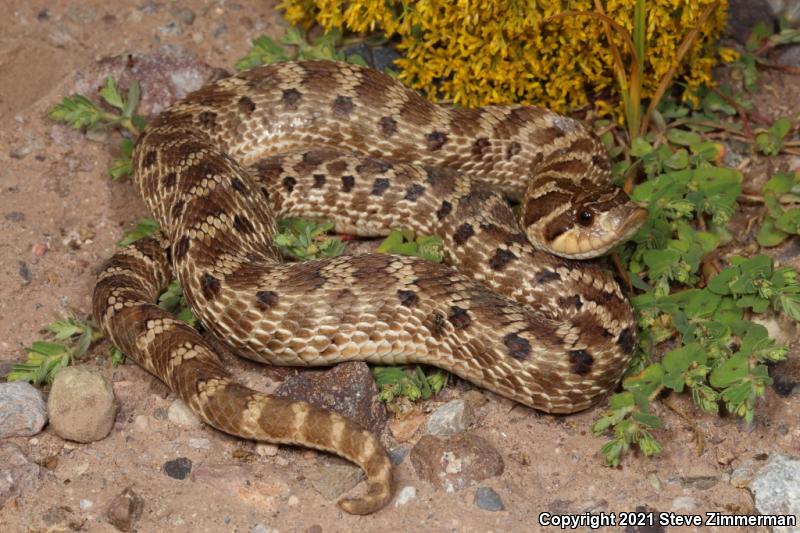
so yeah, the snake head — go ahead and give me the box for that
[523,185,648,259]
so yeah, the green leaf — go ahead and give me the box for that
[630,137,653,157]
[666,129,702,146]
[709,353,749,388]
[117,218,159,247]
[99,77,125,110]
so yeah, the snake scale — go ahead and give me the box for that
[92,60,647,514]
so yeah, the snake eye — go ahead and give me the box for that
[577,209,594,226]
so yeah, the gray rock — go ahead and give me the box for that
[305,462,364,500]
[188,438,210,450]
[474,487,504,512]
[667,475,719,490]
[410,433,504,491]
[372,47,400,72]
[48,367,116,443]
[426,399,472,436]
[276,362,387,434]
[174,8,195,25]
[726,0,776,44]
[0,443,42,508]
[0,381,48,438]
[749,454,800,532]
[167,399,202,428]
[106,486,144,532]
[389,446,409,465]
[163,457,192,480]
[394,486,416,507]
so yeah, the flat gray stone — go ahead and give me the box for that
[0,443,42,508]
[305,462,364,501]
[749,454,800,533]
[0,381,47,438]
[410,433,504,491]
[426,399,473,436]
[474,487,504,511]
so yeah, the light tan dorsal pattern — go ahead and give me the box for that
[93,61,645,514]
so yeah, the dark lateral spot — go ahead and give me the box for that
[282,176,297,193]
[504,333,531,360]
[174,236,190,261]
[397,290,419,308]
[312,174,326,188]
[163,171,177,188]
[237,95,256,114]
[371,178,390,196]
[558,295,583,310]
[535,269,561,283]
[430,312,447,337]
[489,249,517,270]
[448,306,471,329]
[568,349,594,375]
[170,200,185,220]
[591,154,609,170]
[260,186,270,200]
[472,137,491,157]
[230,177,247,194]
[617,327,635,354]
[282,88,302,109]
[200,273,220,300]
[436,200,452,219]
[233,215,254,234]
[425,131,448,151]
[506,141,521,160]
[453,223,474,245]
[378,116,397,137]
[332,95,354,116]
[255,290,279,310]
[143,151,156,168]
[404,184,425,201]
[341,175,355,193]
[198,111,217,129]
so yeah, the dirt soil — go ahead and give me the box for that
[1,1,799,532]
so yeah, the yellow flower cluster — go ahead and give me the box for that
[279,0,729,113]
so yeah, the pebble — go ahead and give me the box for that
[0,443,42,508]
[394,486,417,507]
[306,462,364,500]
[474,487,504,511]
[410,433,504,491]
[389,446,409,465]
[425,399,473,436]
[79,499,93,510]
[106,486,144,532]
[671,495,700,512]
[188,438,210,449]
[167,399,202,428]
[287,495,299,506]
[372,47,401,72]
[48,367,117,442]
[251,524,277,533]
[174,8,195,25]
[256,443,279,457]
[163,457,192,479]
[750,454,800,526]
[0,381,48,438]
[18,261,32,283]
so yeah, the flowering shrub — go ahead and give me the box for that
[279,0,729,112]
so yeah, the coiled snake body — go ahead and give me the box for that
[93,61,646,514]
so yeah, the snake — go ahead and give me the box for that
[92,60,646,514]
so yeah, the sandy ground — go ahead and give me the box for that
[1,1,799,532]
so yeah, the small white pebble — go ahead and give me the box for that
[394,486,417,507]
[79,499,93,510]
[188,438,210,449]
[287,495,299,506]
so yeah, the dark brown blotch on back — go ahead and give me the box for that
[332,95,354,116]
[568,349,594,375]
[200,273,221,300]
[230,177,248,194]
[163,171,177,188]
[282,88,302,110]
[453,223,474,245]
[448,306,471,329]
[489,249,517,270]
[504,332,531,360]
[404,184,425,202]
[506,141,521,160]
[341,175,355,193]
[425,131,448,151]
[174,236,190,261]
[283,176,297,193]
[356,158,393,176]
[197,111,217,129]
[237,96,256,115]
[397,290,419,308]
[233,215,254,234]
[255,290,279,310]
[378,116,397,137]
[591,154,610,170]
[436,200,452,220]
[313,174,326,188]
[535,269,561,283]
[371,178,390,196]
[170,200,185,220]
[143,151,157,168]
[558,295,583,310]
[617,327,635,354]
[472,137,491,157]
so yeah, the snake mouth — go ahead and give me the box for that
[549,205,648,259]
